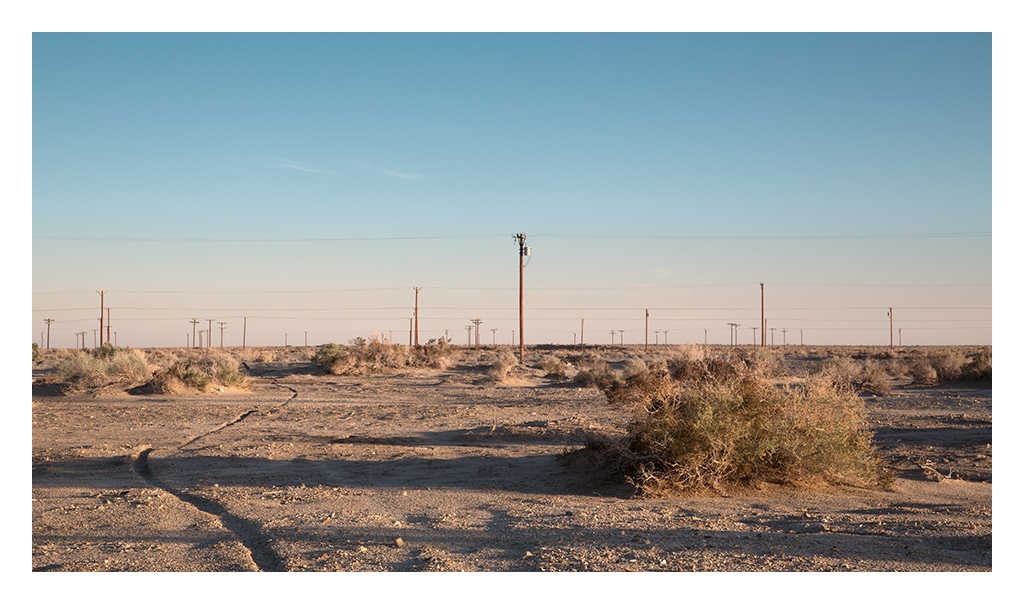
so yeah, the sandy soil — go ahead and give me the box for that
[31,348,992,572]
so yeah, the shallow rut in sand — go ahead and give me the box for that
[129,382,300,571]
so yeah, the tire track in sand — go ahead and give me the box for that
[129,381,300,571]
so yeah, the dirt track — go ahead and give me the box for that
[31,350,992,572]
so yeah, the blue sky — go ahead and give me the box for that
[30,32,992,348]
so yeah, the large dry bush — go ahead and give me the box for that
[588,357,891,496]
[312,338,456,375]
[147,350,249,393]
[54,347,150,394]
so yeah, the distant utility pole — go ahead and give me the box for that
[96,291,106,347]
[704,328,708,346]
[410,318,413,346]
[207,319,214,349]
[190,319,199,349]
[465,325,473,346]
[491,328,497,345]
[770,328,776,346]
[471,318,483,349]
[242,317,247,350]
[899,328,902,347]
[513,233,528,361]
[727,323,739,346]
[888,308,894,350]
[413,287,421,346]
[645,309,650,352]
[106,308,111,347]
[619,330,625,346]
[751,327,758,345]
[610,330,616,345]
[219,322,227,348]
[781,328,788,346]
[580,319,584,350]
[44,318,54,349]
[93,329,98,348]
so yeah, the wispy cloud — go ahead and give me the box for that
[272,158,331,174]
[349,160,424,180]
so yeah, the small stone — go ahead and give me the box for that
[524,551,533,557]
[395,537,405,547]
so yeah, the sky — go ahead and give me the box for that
[29,31,993,348]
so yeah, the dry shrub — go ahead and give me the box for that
[487,349,519,381]
[538,354,568,378]
[590,366,891,496]
[55,347,149,394]
[909,348,991,385]
[312,338,456,376]
[621,358,648,380]
[816,356,891,395]
[569,354,619,388]
[147,350,249,393]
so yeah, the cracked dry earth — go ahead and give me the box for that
[32,362,992,572]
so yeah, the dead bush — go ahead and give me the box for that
[590,367,891,496]
[487,350,519,381]
[54,347,150,394]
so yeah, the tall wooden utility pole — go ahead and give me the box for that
[207,319,214,349]
[414,287,421,346]
[190,319,199,349]
[44,318,54,349]
[96,291,106,347]
[514,233,528,361]
[219,322,227,348]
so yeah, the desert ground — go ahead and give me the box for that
[31,344,992,572]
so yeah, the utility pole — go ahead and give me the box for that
[751,327,758,345]
[465,325,473,346]
[491,328,497,345]
[93,329,98,348]
[413,287,421,346]
[888,308,894,350]
[899,328,902,347]
[410,318,413,346]
[704,328,707,346]
[207,319,214,349]
[619,330,625,346]
[664,330,669,346]
[770,328,775,347]
[242,317,247,350]
[580,319,584,350]
[800,329,803,346]
[513,233,528,361]
[471,319,483,350]
[106,308,111,347]
[219,322,227,348]
[44,319,54,350]
[645,309,649,352]
[610,330,616,345]
[190,319,199,349]
[96,291,106,347]
[727,323,738,346]
[781,328,787,346]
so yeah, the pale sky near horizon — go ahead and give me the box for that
[30,31,993,348]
